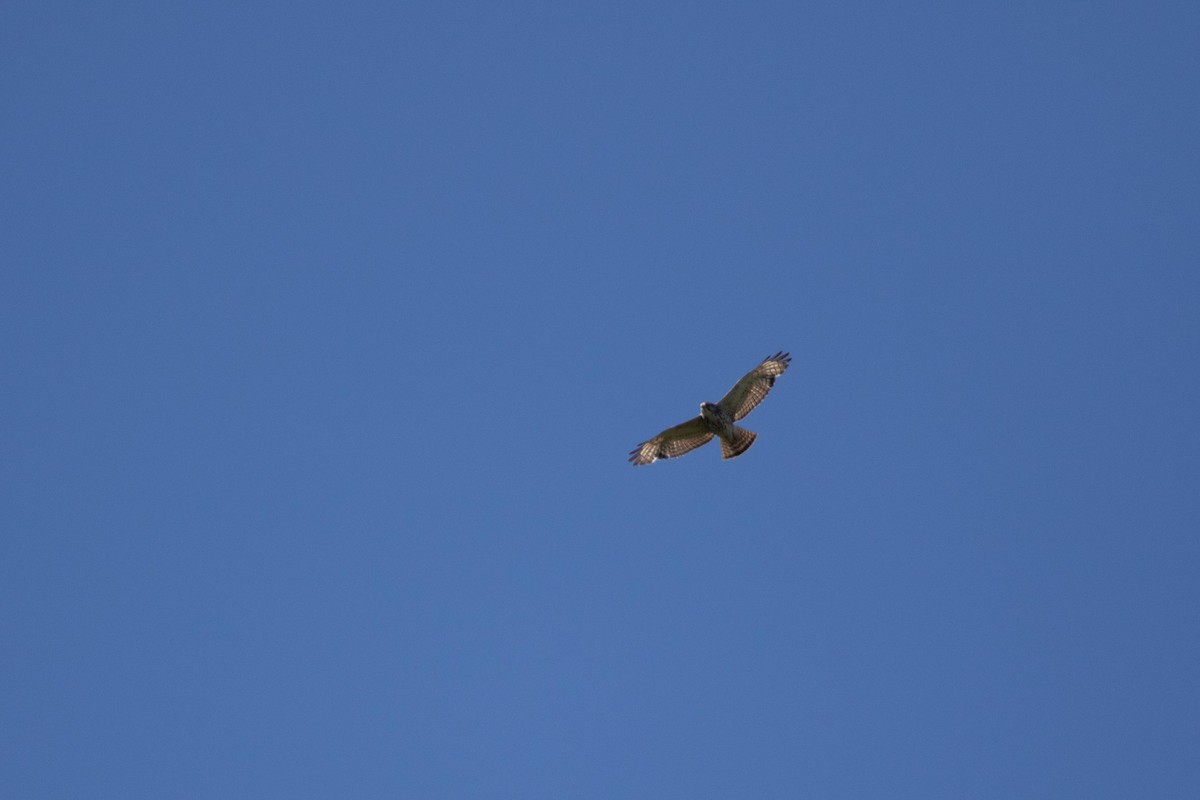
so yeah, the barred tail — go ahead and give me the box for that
[720,426,757,460]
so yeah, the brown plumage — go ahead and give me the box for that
[628,351,792,465]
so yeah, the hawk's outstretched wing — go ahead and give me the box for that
[628,416,714,466]
[717,351,792,421]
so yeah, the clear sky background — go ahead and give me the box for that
[3,3,1198,798]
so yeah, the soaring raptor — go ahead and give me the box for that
[628,351,792,465]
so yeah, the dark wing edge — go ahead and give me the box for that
[717,351,792,421]
[628,416,714,465]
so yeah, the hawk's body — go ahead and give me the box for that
[628,351,792,465]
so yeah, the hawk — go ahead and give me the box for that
[628,351,792,465]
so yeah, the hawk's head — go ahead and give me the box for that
[699,402,721,422]
[700,402,734,431]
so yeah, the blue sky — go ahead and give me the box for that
[3,2,1198,797]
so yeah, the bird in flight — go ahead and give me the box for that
[628,351,792,465]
